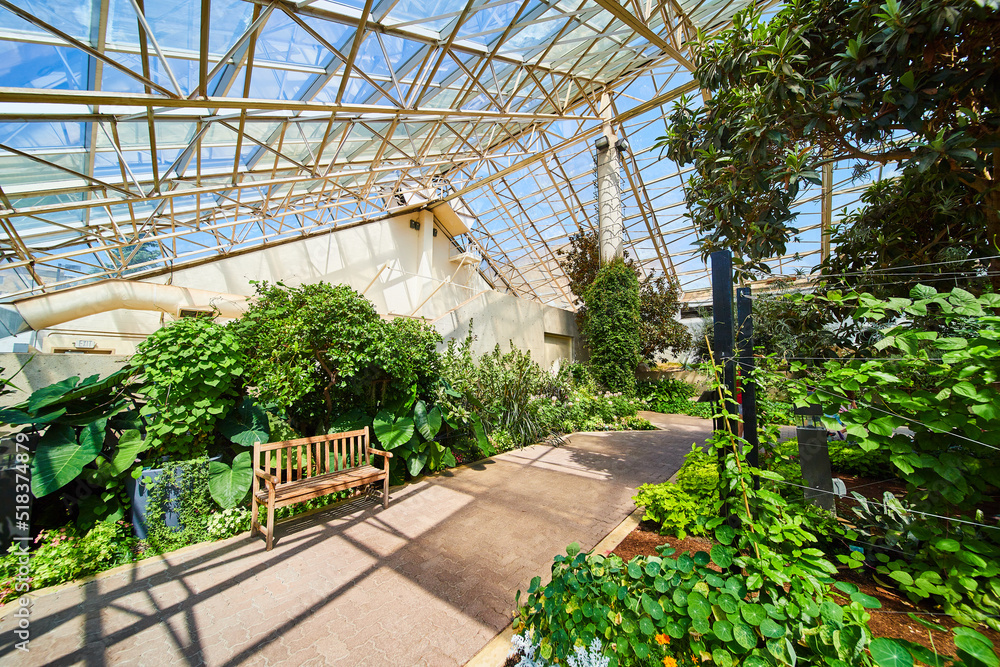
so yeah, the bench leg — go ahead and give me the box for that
[250,493,259,535]
[383,474,390,509]
[265,496,275,551]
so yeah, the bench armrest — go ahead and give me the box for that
[253,468,278,486]
[368,446,393,459]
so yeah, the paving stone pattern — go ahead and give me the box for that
[0,416,709,666]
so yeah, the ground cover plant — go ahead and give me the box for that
[636,378,712,418]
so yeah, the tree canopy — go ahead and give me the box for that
[659,0,999,285]
[231,281,441,434]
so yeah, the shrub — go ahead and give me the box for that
[634,446,717,538]
[637,378,697,404]
[827,439,891,478]
[130,317,244,459]
[583,259,641,394]
[674,446,718,504]
[439,335,557,448]
[632,483,703,539]
[232,281,386,434]
[533,388,644,435]
[378,316,443,405]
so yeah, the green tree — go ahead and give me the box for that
[231,282,443,434]
[659,0,999,281]
[559,231,692,361]
[825,168,992,296]
[121,242,161,275]
[583,258,641,393]
[231,281,385,433]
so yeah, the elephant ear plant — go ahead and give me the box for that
[0,368,146,527]
[208,397,271,509]
[374,397,452,481]
[373,387,491,483]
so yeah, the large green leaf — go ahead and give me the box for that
[869,638,914,667]
[111,429,150,475]
[209,452,253,509]
[54,368,134,407]
[441,449,457,468]
[0,407,67,425]
[413,401,442,441]
[373,410,414,449]
[218,397,270,447]
[30,423,102,497]
[27,376,81,413]
[406,449,428,476]
[954,629,999,667]
[471,415,493,455]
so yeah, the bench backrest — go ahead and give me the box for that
[253,427,371,486]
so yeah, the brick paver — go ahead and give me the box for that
[0,415,710,666]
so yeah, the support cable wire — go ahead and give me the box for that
[767,479,1000,531]
[783,255,1000,280]
[741,271,1000,298]
[731,359,1000,454]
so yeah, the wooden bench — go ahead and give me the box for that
[250,427,392,550]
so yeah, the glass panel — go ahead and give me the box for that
[0,153,87,187]
[248,67,316,101]
[208,0,253,55]
[385,0,462,33]
[6,0,95,41]
[100,51,147,93]
[255,10,330,68]
[107,0,142,46]
[143,0,202,53]
[456,1,522,45]
[0,42,89,90]
[0,122,85,151]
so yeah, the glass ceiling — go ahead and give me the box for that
[0,0,856,309]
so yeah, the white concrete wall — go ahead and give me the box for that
[21,213,578,363]
[0,352,129,406]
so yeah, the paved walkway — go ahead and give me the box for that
[0,415,711,667]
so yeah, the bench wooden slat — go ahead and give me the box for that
[253,465,384,503]
[255,429,369,452]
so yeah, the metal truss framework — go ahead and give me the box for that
[0,0,857,309]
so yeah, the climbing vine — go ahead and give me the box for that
[144,458,212,552]
[583,258,641,394]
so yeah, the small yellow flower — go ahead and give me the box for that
[655,634,671,645]
[662,657,677,667]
